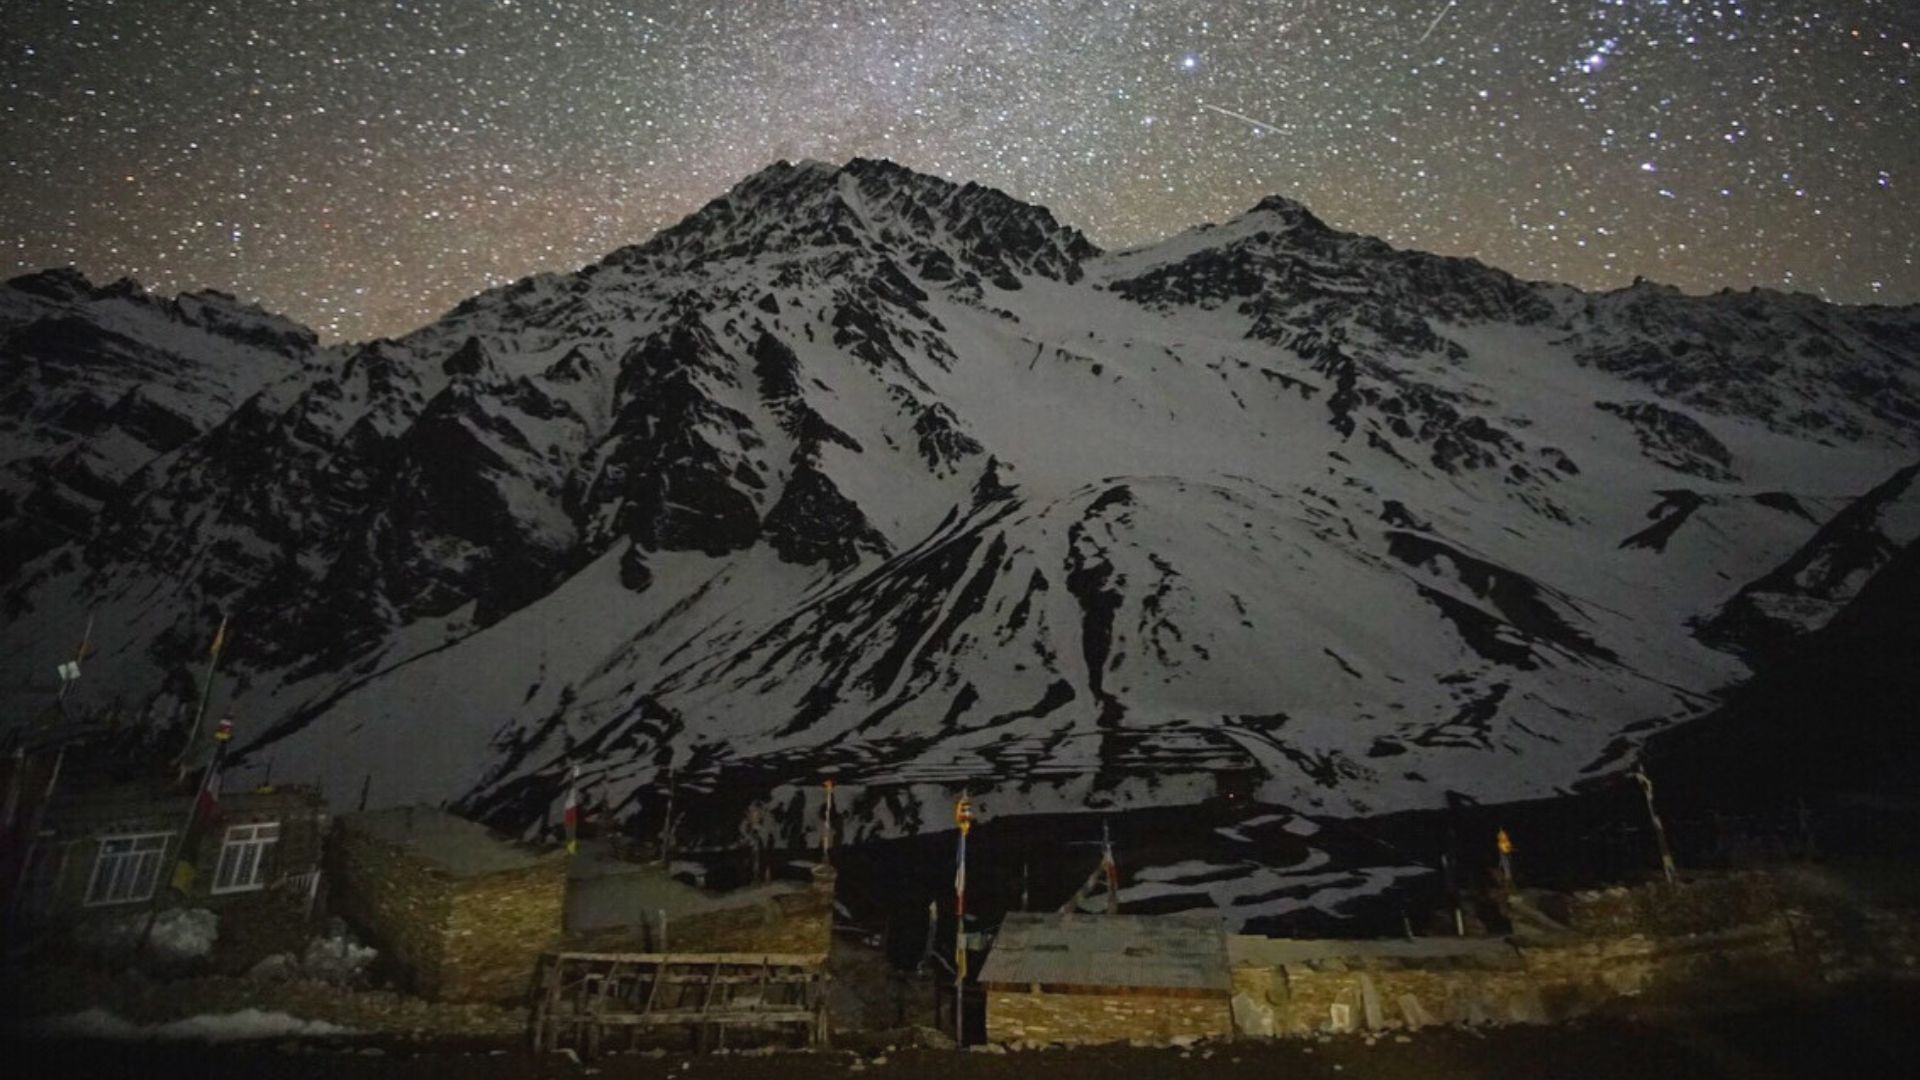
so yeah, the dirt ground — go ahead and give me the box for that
[19,981,1918,1080]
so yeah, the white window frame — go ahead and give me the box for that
[84,831,173,906]
[211,821,281,895]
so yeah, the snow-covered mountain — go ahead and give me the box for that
[4,158,1917,847]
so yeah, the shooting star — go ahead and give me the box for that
[1417,0,1457,45]
[1199,101,1282,136]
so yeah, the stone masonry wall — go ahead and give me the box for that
[329,823,456,998]
[1236,961,1541,1035]
[440,859,567,1003]
[1545,872,1785,938]
[668,888,834,956]
[1226,872,1842,1039]
[986,990,1232,1044]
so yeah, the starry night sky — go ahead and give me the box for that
[3,1,1915,341]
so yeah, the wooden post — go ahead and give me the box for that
[821,778,835,866]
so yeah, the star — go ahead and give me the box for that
[0,0,1911,341]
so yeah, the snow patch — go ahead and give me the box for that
[27,1008,355,1042]
[73,908,218,962]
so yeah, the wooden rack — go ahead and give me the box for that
[530,950,831,1055]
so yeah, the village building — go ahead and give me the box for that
[1,702,328,961]
[330,804,568,1003]
[23,777,326,924]
[978,912,1234,1044]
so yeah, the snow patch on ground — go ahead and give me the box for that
[73,908,218,962]
[27,1007,355,1042]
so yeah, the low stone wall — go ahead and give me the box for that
[668,888,834,955]
[1230,922,1811,1037]
[1546,872,1785,938]
[1222,870,1901,1039]
[1235,960,1542,1034]
[986,989,1232,1044]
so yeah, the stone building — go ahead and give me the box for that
[11,771,327,945]
[331,805,566,1003]
[564,845,835,955]
[979,913,1233,1044]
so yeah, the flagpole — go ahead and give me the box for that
[821,779,835,866]
[658,765,676,864]
[57,614,93,702]
[138,725,229,961]
[177,614,229,772]
[953,793,972,1047]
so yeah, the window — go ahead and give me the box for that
[85,832,172,906]
[212,821,280,894]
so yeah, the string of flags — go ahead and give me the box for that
[953,794,972,979]
[171,716,234,894]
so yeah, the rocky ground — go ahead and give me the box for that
[4,964,528,1040]
[17,981,1919,1079]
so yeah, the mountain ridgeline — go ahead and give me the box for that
[3,158,1917,846]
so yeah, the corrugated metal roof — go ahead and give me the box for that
[980,912,1230,992]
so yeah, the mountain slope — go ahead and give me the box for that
[3,158,1916,846]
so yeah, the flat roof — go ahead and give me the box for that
[340,805,552,878]
[1228,935,1524,969]
[980,912,1230,994]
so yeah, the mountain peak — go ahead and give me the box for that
[604,158,1096,287]
[1244,193,1334,235]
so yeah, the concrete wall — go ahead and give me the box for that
[986,988,1232,1044]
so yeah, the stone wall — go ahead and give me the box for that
[329,818,457,997]
[34,785,327,974]
[1223,869,1909,1039]
[1234,958,1542,1035]
[41,786,326,919]
[1544,872,1785,937]
[562,869,837,957]
[667,888,834,955]
[985,989,1232,1044]
[331,819,568,1003]
[441,860,567,1003]
[1229,923,1811,1037]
